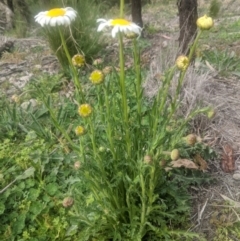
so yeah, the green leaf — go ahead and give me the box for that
[65,225,78,236]
[45,183,58,196]
[25,179,35,188]
[16,167,35,181]
[12,213,26,234]
[29,201,44,216]
[0,202,5,215]
[28,188,40,201]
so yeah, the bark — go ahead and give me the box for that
[131,0,143,27]
[177,0,198,54]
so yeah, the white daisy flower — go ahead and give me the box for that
[34,7,77,27]
[97,18,142,38]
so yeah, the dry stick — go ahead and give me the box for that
[0,179,17,194]
[197,198,209,225]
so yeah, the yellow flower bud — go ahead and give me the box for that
[75,126,85,136]
[176,55,189,71]
[196,15,213,30]
[170,149,180,161]
[78,104,92,117]
[72,54,85,67]
[207,109,216,119]
[184,134,197,146]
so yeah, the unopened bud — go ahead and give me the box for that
[62,197,74,208]
[184,134,197,146]
[159,160,166,167]
[99,146,105,152]
[74,161,81,170]
[207,109,216,119]
[144,155,152,164]
[170,149,180,161]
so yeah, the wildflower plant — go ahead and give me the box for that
[34,1,214,238]
[69,9,214,241]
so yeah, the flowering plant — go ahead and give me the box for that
[34,3,214,240]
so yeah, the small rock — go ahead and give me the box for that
[232,172,240,180]
[162,40,168,48]
[20,74,32,82]
[34,64,41,70]
[20,99,38,110]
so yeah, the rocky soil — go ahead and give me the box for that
[0,36,60,97]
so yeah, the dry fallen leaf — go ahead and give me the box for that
[169,159,199,169]
[221,144,235,173]
[193,153,208,171]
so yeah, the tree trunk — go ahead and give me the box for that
[131,0,143,27]
[177,0,198,54]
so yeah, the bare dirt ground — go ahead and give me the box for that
[1,0,240,240]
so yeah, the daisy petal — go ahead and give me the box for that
[112,26,119,38]
[97,23,107,32]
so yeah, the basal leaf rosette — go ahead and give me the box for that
[34,7,77,27]
[97,18,142,38]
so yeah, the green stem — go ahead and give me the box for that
[58,27,84,101]
[146,166,155,216]
[88,118,97,158]
[139,172,146,239]
[119,33,131,156]
[80,137,85,163]
[152,66,176,136]
[188,30,202,63]
[120,0,124,18]
[169,30,203,119]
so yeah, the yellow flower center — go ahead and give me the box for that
[110,19,131,26]
[46,8,66,17]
